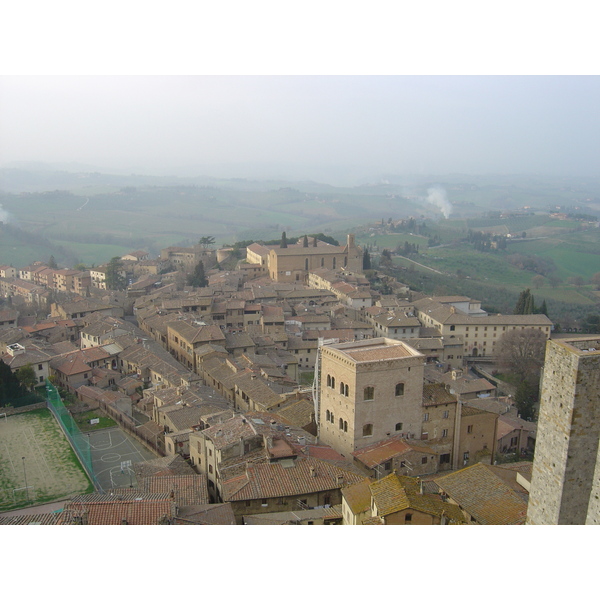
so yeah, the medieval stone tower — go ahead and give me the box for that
[526,337,600,525]
[317,338,425,458]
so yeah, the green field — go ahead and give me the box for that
[0,408,93,511]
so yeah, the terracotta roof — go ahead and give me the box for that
[342,479,372,515]
[352,436,430,468]
[221,457,364,502]
[329,340,415,363]
[174,503,236,525]
[59,497,176,525]
[141,474,210,506]
[370,473,466,523]
[434,462,528,524]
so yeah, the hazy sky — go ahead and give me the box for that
[1,75,599,183]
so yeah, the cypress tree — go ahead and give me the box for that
[280,232,288,248]
[363,250,371,270]
[303,235,309,248]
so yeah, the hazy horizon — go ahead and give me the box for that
[1,76,599,186]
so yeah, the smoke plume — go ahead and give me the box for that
[425,186,452,218]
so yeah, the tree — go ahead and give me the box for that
[48,255,58,269]
[532,275,545,289]
[187,260,207,287]
[303,234,309,248]
[312,236,317,247]
[105,257,126,290]
[0,361,36,407]
[567,275,584,287]
[514,289,533,314]
[363,249,371,270]
[16,363,37,392]
[198,236,215,249]
[514,379,536,421]
[280,232,288,248]
[495,328,547,386]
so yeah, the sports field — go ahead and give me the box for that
[0,408,93,511]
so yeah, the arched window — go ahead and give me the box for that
[343,420,348,432]
[362,423,373,437]
[327,374,331,387]
[340,381,345,394]
[330,412,334,422]
[326,409,331,422]
[321,257,325,267]
[395,383,405,396]
[331,376,336,389]
[344,384,349,397]
[305,258,309,270]
[333,257,336,269]
[344,256,347,267]
[339,418,344,430]
[364,386,374,401]
[395,422,403,431]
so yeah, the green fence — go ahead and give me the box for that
[45,381,102,491]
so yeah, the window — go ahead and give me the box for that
[344,384,349,397]
[209,465,213,473]
[38,364,43,370]
[467,425,473,434]
[395,422,403,431]
[326,409,331,422]
[384,461,392,470]
[423,413,429,422]
[421,457,428,464]
[463,451,469,464]
[450,325,455,331]
[442,429,448,438]
[331,377,336,389]
[395,382,405,396]
[327,374,331,387]
[363,424,373,437]
[343,420,348,432]
[339,418,344,430]
[440,453,451,464]
[340,382,345,394]
[405,513,413,523]
[364,386,374,401]
[443,410,449,419]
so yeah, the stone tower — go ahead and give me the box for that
[317,337,424,458]
[526,337,600,525]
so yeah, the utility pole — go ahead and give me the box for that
[22,457,30,504]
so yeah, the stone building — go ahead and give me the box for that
[317,337,425,458]
[247,234,363,283]
[527,337,600,525]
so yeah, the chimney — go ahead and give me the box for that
[121,518,128,525]
[417,477,423,495]
[336,474,344,486]
[310,466,316,477]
